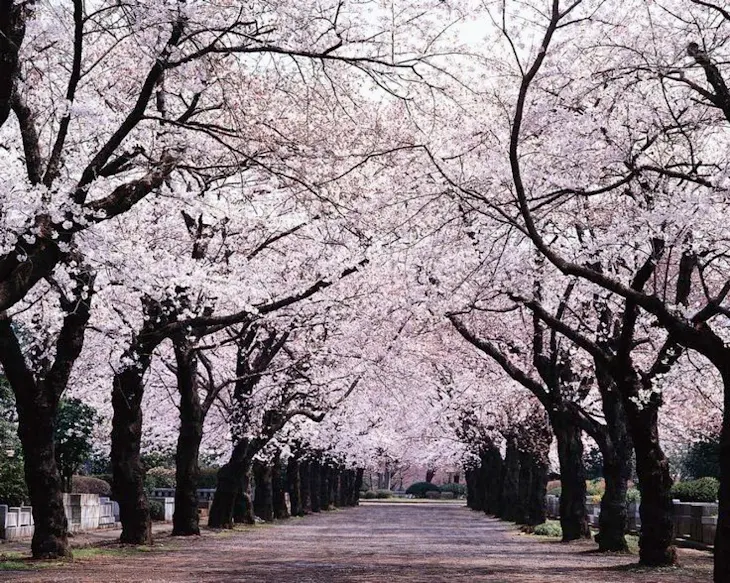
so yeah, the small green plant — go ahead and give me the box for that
[375,490,392,499]
[72,476,111,496]
[405,481,441,498]
[148,499,166,520]
[586,479,605,498]
[671,477,719,502]
[362,490,377,499]
[533,520,562,538]
[439,483,467,497]
[626,488,641,504]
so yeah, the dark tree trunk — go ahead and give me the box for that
[233,467,255,525]
[320,463,332,511]
[272,455,289,520]
[172,338,203,536]
[515,449,532,525]
[351,468,363,506]
[253,461,274,522]
[716,364,730,583]
[337,470,348,507]
[208,462,237,528]
[551,413,590,541]
[485,448,504,516]
[287,457,303,516]
[111,362,153,545]
[426,467,435,483]
[620,378,676,566]
[499,437,521,522]
[310,460,322,512]
[465,468,476,509]
[0,268,94,559]
[528,455,548,526]
[471,453,486,512]
[300,461,313,513]
[17,399,69,558]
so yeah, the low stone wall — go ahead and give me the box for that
[544,494,718,547]
[0,494,121,541]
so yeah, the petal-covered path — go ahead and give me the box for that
[3,502,713,582]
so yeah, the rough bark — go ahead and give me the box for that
[287,457,303,516]
[465,468,476,509]
[484,447,504,516]
[551,413,591,541]
[716,364,730,583]
[253,461,274,522]
[515,449,532,525]
[320,463,332,511]
[499,437,520,522]
[310,460,322,513]
[272,455,289,520]
[300,461,313,513]
[528,455,548,527]
[233,467,255,525]
[172,337,203,536]
[352,468,364,506]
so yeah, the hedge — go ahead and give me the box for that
[671,477,719,502]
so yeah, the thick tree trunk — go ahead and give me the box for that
[310,460,322,512]
[485,447,504,516]
[715,364,730,583]
[551,413,591,541]
[515,449,532,525]
[337,470,348,506]
[233,468,255,525]
[472,453,486,512]
[351,468,363,506]
[172,339,203,536]
[499,436,521,522]
[465,468,477,509]
[17,400,69,558]
[111,366,152,545]
[528,456,548,526]
[320,463,332,511]
[253,461,274,521]
[287,457,303,516]
[272,455,289,520]
[619,385,676,565]
[300,461,313,513]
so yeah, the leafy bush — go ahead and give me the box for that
[533,520,562,537]
[198,466,219,489]
[375,490,392,499]
[626,488,641,504]
[362,490,377,499]
[146,466,176,489]
[405,481,441,498]
[586,479,605,498]
[0,457,29,507]
[439,483,467,497]
[148,499,165,520]
[546,486,561,497]
[671,477,719,502]
[683,438,720,480]
[72,476,111,496]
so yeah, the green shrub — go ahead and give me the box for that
[198,466,219,489]
[72,476,111,496]
[0,457,29,507]
[533,520,562,537]
[586,479,605,497]
[375,490,391,499]
[439,483,467,497]
[146,466,176,489]
[362,490,377,499]
[671,477,719,502]
[626,488,641,504]
[405,481,441,498]
[148,499,165,521]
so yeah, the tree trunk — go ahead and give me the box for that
[233,467,255,525]
[426,467,435,483]
[310,460,322,512]
[351,468,363,506]
[287,457,303,516]
[320,463,331,511]
[17,399,69,558]
[111,365,152,545]
[528,455,548,526]
[620,381,676,566]
[253,461,274,522]
[499,436,521,522]
[272,455,289,520]
[466,468,476,509]
[485,448,504,516]
[715,364,730,583]
[172,338,203,536]
[516,449,532,525]
[551,413,591,541]
[300,461,313,513]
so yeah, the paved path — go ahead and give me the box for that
[3,502,713,582]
